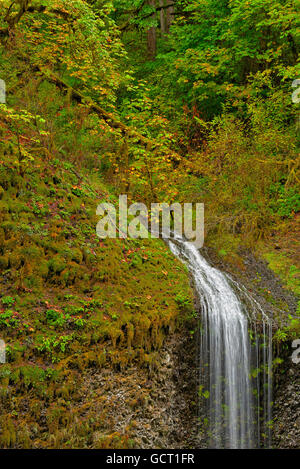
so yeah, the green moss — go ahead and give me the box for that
[262,250,300,342]
[0,87,194,450]
[263,251,300,298]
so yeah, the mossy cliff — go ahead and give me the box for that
[0,126,195,448]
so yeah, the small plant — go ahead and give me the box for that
[1,296,15,307]
[73,317,86,328]
[71,186,85,197]
[46,309,67,328]
[269,183,300,218]
[175,291,193,315]
[198,385,210,399]
[273,329,288,344]
[36,334,74,362]
[0,310,19,329]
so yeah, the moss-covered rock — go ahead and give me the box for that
[0,119,194,448]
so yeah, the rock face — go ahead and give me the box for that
[272,347,300,449]
[82,250,299,449]
[82,305,299,449]
[80,328,199,449]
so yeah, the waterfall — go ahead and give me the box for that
[166,235,273,449]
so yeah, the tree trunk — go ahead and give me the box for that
[159,0,166,36]
[166,0,174,33]
[147,0,157,60]
[5,0,31,29]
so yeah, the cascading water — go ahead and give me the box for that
[166,235,273,449]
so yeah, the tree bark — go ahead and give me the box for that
[166,0,175,33]
[5,0,31,29]
[147,0,157,60]
[159,0,166,36]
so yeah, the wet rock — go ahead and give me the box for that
[78,328,199,449]
[272,350,300,449]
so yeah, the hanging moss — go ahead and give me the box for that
[0,97,194,449]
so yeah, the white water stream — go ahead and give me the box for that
[167,235,272,449]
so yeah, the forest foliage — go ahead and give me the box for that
[0,0,299,448]
[0,0,299,238]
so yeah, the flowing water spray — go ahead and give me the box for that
[166,235,273,449]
